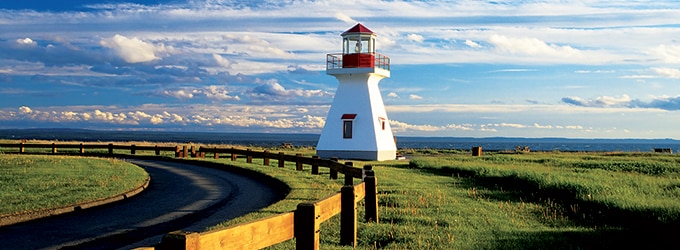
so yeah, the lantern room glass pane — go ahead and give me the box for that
[343,35,375,54]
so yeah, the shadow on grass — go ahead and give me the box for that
[491,226,677,249]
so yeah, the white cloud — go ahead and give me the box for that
[334,12,357,24]
[652,67,680,78]
[16,38,36,46]
[100,34,172,63]
[212,53,231,68]
[387,92,399,98]
[18,106,32,114]
[488,34,582,58]
[562,95,632,107]
[250,80,332,100]
[648,44,680,64]
[409,94,423,100]
[203,85,240,101]
[161,86,240,101]
[163,89,196,99]
[407,34,424,43]
[465,39,481,48]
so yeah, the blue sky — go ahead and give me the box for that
[1,0,680,138]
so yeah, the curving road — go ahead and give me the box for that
[0,159,286,250]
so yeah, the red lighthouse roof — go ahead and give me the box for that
[341,23,375,35]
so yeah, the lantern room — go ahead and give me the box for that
[326,23,390,72]
[342,23,376,68]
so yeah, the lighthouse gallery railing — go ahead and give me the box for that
[326,53,390,71]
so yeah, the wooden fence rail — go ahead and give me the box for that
[0,143,364,179]
[0,142,379,249]
[153,167,378,250]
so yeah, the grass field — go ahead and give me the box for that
[349,151,680,249]
[179,150,680,249]
[0,154,148,215]
[2,143,679,249]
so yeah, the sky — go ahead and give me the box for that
[1,0,680,139]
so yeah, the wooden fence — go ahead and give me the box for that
[153,167,378,250]
[0,142,379,249]
[0,143,363,179]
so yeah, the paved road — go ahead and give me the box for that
[0,159,286,250]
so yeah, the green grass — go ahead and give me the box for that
[4,143,680,249]
[347,151,680,249]
[254,151,680,249]
[0,154,148,215]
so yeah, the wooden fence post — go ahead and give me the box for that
[295,202,320,250]
[295,153,303,171]
[472,146,482,156]
[190,145,196,157]
[340,176,357,246]
[79,143,85,154]
[157,231,199,250]
[19,142,24,154]
[155,145,160,156]
[263,150,270,166]
[131,144,136,155]
[278,152,285,168]
[364,165,379,223]
[246,148,253,163]
[344,162,353,181]
[311,156,319,175]
[182,146,188,158]
[174,146,181,157]
[231,147,237,161]
[330,158,339,180]
[108,143,114,155]
[213,147,219,159]
[51,143,56,154]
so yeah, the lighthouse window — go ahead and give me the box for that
[343,120,353,139]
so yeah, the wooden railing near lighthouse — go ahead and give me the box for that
[0,142,379,249]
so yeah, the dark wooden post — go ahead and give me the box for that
[231,147,237,161]
[329,158,339,180]
[343,162,354,185]
[278,152,285,168]
[340,176,357,246]
[472,146,482,156]
[52,143,57,154]
[246,148,253,163]
[213,147,219,159]
[182,145,188,158]
[174,145,181,157]
[311,156,319,175]
[155,145,160,156]
[363,165,379,223]
[79,143,85,154]
[19,142,24,154]
[130,144,136,155]
[190,145,196,157]
[263,150,270,166]
[295,153,303,171]
[108,143,114,155]
[295,203,320,250]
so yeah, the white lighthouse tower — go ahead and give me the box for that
[316,23,397,161]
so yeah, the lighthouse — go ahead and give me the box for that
[316,23,397,161]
